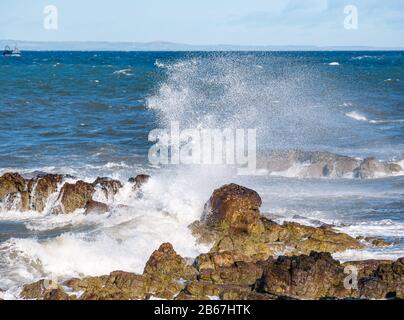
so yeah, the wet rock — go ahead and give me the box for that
[84,200,109,215]
[0,173,64,213]
[354,158,402,179]
[0,172,26,200]
[258,151,361,178]
[53,180,95,214]
[256,252,350,299]
[201,183,264,236]
[368,237,391,247]
[258,150,402,179]
[129,174,151,190]
[27,174,63,212]
[92,177,122,200]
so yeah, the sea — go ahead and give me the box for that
[0,51,403,298]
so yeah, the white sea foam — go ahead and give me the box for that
[346,111,368,122]
[345,111,404,125]
[333,247,403,262]
[337,220,404,238]
[113,68,133,76]
[328,62,340,66]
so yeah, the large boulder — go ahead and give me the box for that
[53,180,95,214]
[191,184,362,263]
[201,183,264,236]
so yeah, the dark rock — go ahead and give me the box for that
[92,177,122,200]
[53,180,95,214]
[129,174,150,191]
[0,172,26,200]
[256,252,350,299]
[84,200,109,215]
[27,174,63,212]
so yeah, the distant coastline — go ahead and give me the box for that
[1,40,404,51]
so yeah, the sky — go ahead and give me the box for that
[0,0,403,47]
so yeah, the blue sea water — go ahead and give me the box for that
[0,51,403,297]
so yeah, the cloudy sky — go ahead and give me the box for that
[0,0,403,46]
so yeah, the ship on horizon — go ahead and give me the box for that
[3,45,21,57]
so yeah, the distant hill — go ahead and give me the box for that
[1,40,403,51]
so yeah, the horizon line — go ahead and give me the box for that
[2,40,404,51]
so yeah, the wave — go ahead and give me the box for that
[351,55,382,61]
[113,68,133,76]
[346,111,368,122]
[346,111,404,124]
[0,171,215,297]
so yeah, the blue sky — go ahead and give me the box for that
[0,0,403,46]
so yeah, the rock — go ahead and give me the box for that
[357,257,404,299]
[64,271,146,300]
[129,174,150,191]
[143,243,197,298]
[190,221,272,262]
[198,260,264,286]
[0,172,64,213]
[342,260,393,278]
[84,200,109,215]
[191,185,361,264]
[256,252,350,299]
[257,151,402,179]
[92,177,122,200]
[194,251,242,271]
[261,220,363,254]
[201,183,264,236]
[20,279,68,300]
[0,172,26,200]
[53,180,95,214]
[355,158,402,179]
[180,281,252,300]
[27,174,63,212]
[368,237,391,247]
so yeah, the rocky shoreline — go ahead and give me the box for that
[0,172,403,300]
